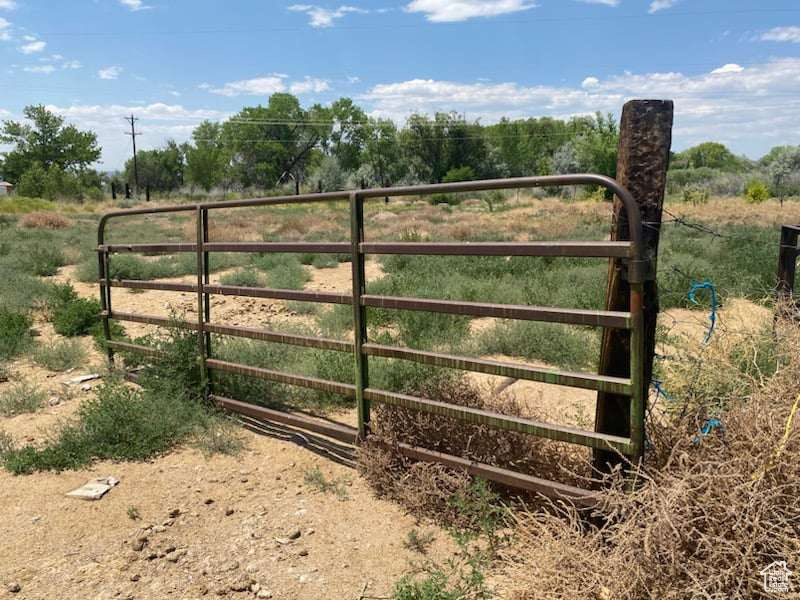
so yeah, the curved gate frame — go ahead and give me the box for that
[97,174,647,506]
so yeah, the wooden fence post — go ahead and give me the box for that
[594,99,674,474]
[777,226,799,303]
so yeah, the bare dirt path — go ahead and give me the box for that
[0,430,456,599]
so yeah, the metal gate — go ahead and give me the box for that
[97,174,647,505]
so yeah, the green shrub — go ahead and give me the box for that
[474,320,599,371]
[2,325,219,475]
[32,339,88,372]
[744,179,770,203]
[0,267,52,313]
[45,282,79,315]
[681,186,710,205]
[0,309,33,360]
[0,381,46,417]
[89,320,127,352]
[21,242,65,276]
[52,297,102,337]
[219,268,265,288]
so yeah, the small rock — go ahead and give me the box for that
[168,508,181,518]
[217,560,239,573]
[287,529,301,540]
[48,396,60,407]
[229,573,253,592]
[166,549,187,563]
[7,583,21,593]
[31,516,42,524]
[152,525,167,533]
[225,508,235,517]
[132,537,148,552]
[204,498,215,505]
[298,549,308,557]
[130,574,140,582]
[256,590,273,599]
[80,384,92,392]
[305,528,315,536]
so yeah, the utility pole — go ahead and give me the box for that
[125,114,140,195]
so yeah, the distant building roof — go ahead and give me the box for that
[0,181,12,187]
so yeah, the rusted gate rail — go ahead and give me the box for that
[97,174,647,505]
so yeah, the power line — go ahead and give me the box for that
[32,8,800,37]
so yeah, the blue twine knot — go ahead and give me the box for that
[692,417,724,445]
[687,280,718,344]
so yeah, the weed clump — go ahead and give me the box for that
[219,268,265,288]
[0,309,33,360]
[31,339,88,372]
[0,381,46,417]
[2,324,236,475]
[18,212,72,230]
[498,322,800,600]
[46,283,101,337]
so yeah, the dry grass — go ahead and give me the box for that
[18,211,72,230]
[501,321,800,600]
[357,377,589,527]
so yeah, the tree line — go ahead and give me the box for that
[1,96,798,201]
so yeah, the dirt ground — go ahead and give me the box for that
[0,243,774,599]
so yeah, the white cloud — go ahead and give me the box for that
[119,0,151,11]
[760,26,800,44]
[62,60,82,70]
[45,102,229,169]
[710,63,743,75]
[649,0,679,13]
[581,76,600,89]
[205,74,331,97]
[0,17,9,28]
[576,0,619,5]
[23,64,55,74]
[405,0,537,22]
[19,39,45,54]
[0,1,16,10]
[362,58,800,157]
[290,77,330,94]
[208,74,287,97]
[98,65,123,80]
[288,4,368,28]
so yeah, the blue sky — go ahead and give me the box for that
[1,0,799,170]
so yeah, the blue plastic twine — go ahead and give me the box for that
[692,417,724,445]
[652,378,673,402]
[687,280,718,344]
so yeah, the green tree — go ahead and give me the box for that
[185,121,229,192]
[401,113,489,183]
[362,118,406,187]
[676,142,744,171]
[0,105,102,195]
[125,140,185,193]
[574,112,618,178]
[222,93,331,193]
[767,146,800,201]
[327,97,367,173]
